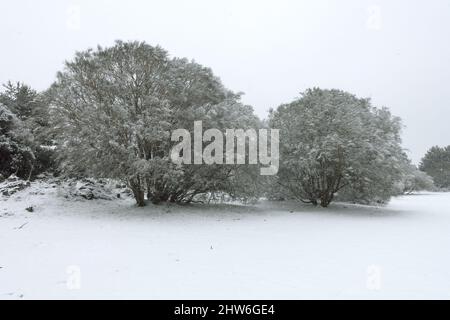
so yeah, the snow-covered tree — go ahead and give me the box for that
[269,88,405,207]
[420,146,450,189]
[393,162,434,195]
[0,103,35,179]
[50,41,260,206]
[0,82,39,121]
[0,82,54,178]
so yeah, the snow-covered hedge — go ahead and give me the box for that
[58,178,131,201]
[0,175,30,196]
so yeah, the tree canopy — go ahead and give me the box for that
[50,41,259,206]
[420,146,450,189]
[269,88,406,207]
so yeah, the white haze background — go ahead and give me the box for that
[1,0,449,163]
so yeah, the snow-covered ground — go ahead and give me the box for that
[1,181,449,300]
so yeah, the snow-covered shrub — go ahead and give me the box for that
[392,162,435,195]
[0,174,30,196]
[269,88,405,207]
[49,41,260,206]
[0,83,56,179]
[420,146,450,189]
[0,102,15,129]
[58,178,129,201]
[0,103,35,179]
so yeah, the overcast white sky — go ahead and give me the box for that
[1,0,449,163]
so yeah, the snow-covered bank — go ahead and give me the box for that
[0,183,449,299]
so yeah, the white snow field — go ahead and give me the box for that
[1,182,449,300]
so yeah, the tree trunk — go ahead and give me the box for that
[129,178,146,207]
[320,192,334,208]
[135,189,145,207]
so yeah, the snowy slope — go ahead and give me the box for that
[0,182,449,300]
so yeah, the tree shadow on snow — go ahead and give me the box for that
[258,200,410,219]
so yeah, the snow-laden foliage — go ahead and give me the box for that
[393,162,435,195]
[0,83,55,179]
[0,82,38,121]
[0,174,30,196]
[269,88,406,207]
[0,103,35,179]
[58,178,130,201]
[420,146,450,189]
[0,82,52,144]
[50,41,260,206]
[0,102,16,131]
